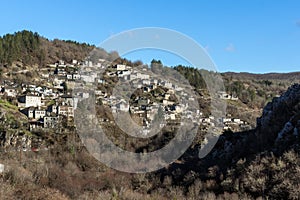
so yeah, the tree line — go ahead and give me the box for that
[0,30,42,65]
[0,30,96,67]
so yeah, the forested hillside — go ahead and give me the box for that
[0,30,96,66]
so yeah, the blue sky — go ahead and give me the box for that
[1,0,300,73]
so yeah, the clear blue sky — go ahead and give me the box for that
[1,0,300,73]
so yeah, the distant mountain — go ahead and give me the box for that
[223,71,300,81]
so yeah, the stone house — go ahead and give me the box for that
[18,94,42,108]
[44,116,59,128]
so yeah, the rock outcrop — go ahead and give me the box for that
[206,84,300,167]
[0,106,32,150]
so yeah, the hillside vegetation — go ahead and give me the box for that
[0,30,97,67]
[0,30,299,199]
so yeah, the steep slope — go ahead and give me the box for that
[0,100,31,149]
[206,84,300,167]
[154,84,300,199]
[0,30,111,67]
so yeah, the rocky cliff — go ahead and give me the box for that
[206,84,300,168]
[0,104,32,150]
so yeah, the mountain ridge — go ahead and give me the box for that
[1,30,300,78]
[223,71,300,80]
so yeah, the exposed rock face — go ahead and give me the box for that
[258,84,300,129]
[1,134,32,150]
[256,84,300,151]
[206,84,300,167]
[0,107,33,150]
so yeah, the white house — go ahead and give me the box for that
[136,73,149,80]
[202,118,211,123]
[218,91,231,100]
[18,94,42,108]
[95,90,107,98]
[72,73,81,80]
[162,99,173,106]
[162,81,173,89]
[43,72,50,80]
[233,118,242,124]
[34,108,46,119]
[84,60,93,67]
[231,96,239,101]
[174,105,183,113]
[117,70,131,77]
[53,76,65,87]
[170,113,176,120]
[21,107,35,118]
[142,79,151,85]
[0,164,4,173]
[164,93,170,100]
[115,64,126,71]
[58,105,74,117]
[60,95,76,106]
[72,60,78,65]
[222,118,232,123]
[66,74,73,80]
[3,86,17,97]
[97,79,106,84]
[21,107,46,120]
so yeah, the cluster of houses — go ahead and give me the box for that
[0,59,250,133]
[218,91,239,101]
[17,94,75,130]
[91,64,200,131]
[0,60,83,131]
[89,63,249,133]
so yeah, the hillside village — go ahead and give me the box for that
[0,30,299,200]
[0,58,252,140]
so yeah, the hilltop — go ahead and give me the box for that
[0,30,95,66]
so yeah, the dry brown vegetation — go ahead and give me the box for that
[1,130,299,200]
